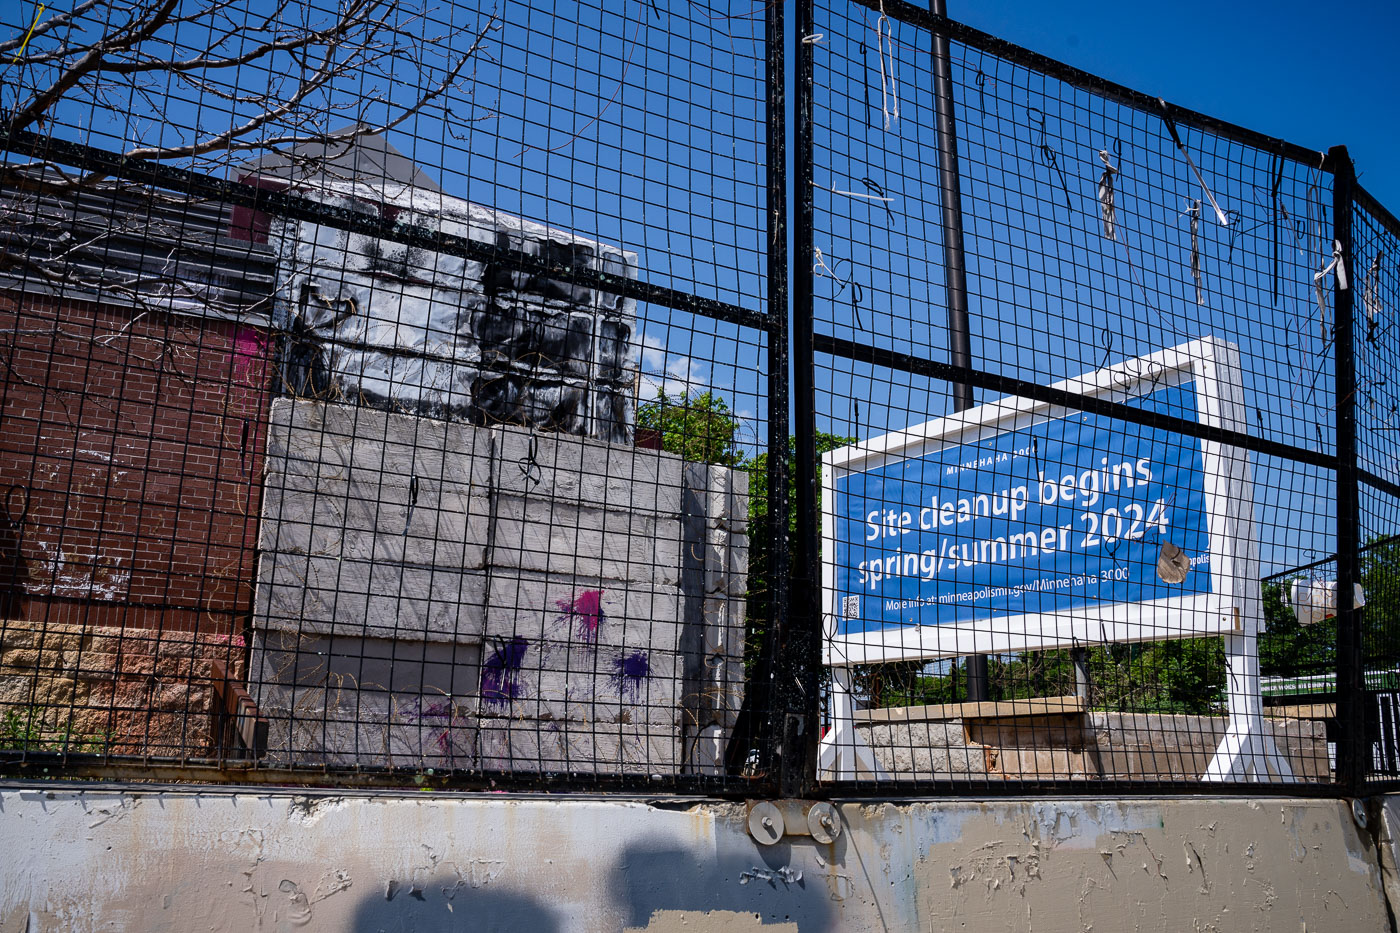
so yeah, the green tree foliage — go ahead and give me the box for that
[744,431,853,647]
[635,390,747,467]
[634,388,855,678]
[872,640,1228,716]
[1361,536,1400,668]
[1259,580,1335,678]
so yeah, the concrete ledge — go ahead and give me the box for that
[0,789,1390,931]
[855,696,1086,723]
[1267,702,1336,719]
[858,710,1332,781]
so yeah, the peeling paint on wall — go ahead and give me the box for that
[1,791,1393,933]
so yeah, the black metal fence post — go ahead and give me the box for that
[750,0,796,787]
[776,0,822,798]
[1329,144,1366,792]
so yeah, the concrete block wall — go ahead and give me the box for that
[252,399,748,774]
[0,619,244,755]
[855,711,1331,781]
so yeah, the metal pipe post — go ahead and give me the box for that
[929,0,988,701]
[1329,144,1365,791]
[782,0,822,797]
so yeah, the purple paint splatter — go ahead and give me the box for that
[409,699,453,722]
[555,589,607,644]
[611,651,651,701]
[406,699,469,764]
[481,636,529,705]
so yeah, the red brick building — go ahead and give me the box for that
[0,179,275,755]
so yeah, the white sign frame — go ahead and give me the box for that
[817,337,1294,784]
[821,335,1261,666]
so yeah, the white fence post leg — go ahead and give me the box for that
[1205,633,1296,783]
[817,666,887,780]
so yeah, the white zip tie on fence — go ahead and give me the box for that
[1314,238,1349,327]
[815,180,894,203]
[1097,149,1118,241]
[1158,98,1230,227]
[876,3,899,130]
[802,33,824,43]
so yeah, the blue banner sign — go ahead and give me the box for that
[834,383,1212,636]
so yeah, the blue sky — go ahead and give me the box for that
[953,0,1400,210]
[804,0,1400,577]
[9,0,1391,576]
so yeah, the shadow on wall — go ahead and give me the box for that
[350,886,561,933]
[611,841,841,931]
[347,839,841,932]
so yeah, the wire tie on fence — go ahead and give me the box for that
[860,176,897,224]
[4,484,28,528]
[1098,326,1115,370]
[858,38,873,128]
[876,1,900,130]
[1363,249,1385,342]
[1157,98,1231,227]
[1181,199,1204,305]
[816,180,894,204]
[519,432,542,490]
[802,33,824,44]
[1028,107,1072,211]
[1226,209,1242,263]
[1097,149,1118,241]
[851,278,866,331]
[1271,154,1285,306]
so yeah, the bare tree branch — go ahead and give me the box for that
[7,0,183,134]
[0,0,103,57]
[3,0,502,186]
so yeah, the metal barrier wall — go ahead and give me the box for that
[0,0,1397,797]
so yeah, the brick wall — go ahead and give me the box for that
[0,291,272,754]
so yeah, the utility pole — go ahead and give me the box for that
[929,0,988,701]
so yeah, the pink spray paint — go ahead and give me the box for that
[555,589,607,645]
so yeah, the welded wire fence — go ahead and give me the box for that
[0,0,1397,796]
[805,0,1392,793]
[0,0,781,795]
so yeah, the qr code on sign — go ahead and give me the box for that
[842,595,860,619]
